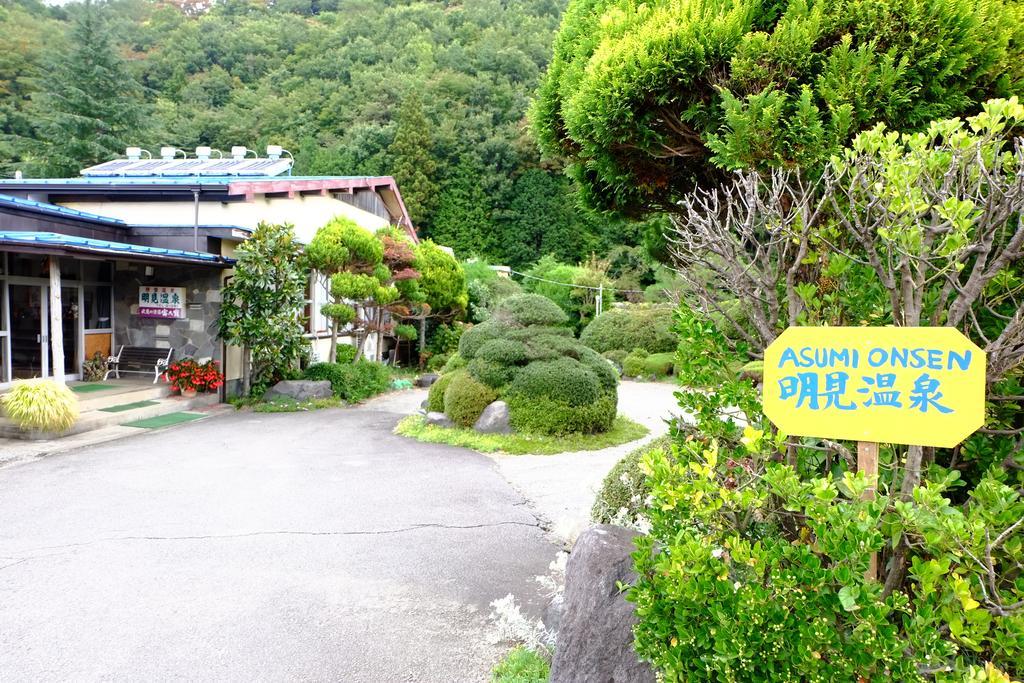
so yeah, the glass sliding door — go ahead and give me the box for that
[9,284,46,379]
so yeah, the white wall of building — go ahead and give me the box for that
[62,193,390,243]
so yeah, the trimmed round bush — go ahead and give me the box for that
[304,362,346,394]
[507,357,600,407]
[441,353,467,374]
[0,378,79,433]
[476,338,528,365]
[578,347,619,392]
[458,319,507,359]
[443,372,498,427]
[493,293,568,327]
[507,393,617,435]
[467,357,518,389]
[622,349,649,377]
[580,306,677,354]
[643,352,676,377]
[592,436,672,525]
[427,369,461,412]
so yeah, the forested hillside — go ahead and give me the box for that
[0,0,644,267]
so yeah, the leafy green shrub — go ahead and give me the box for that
[643,352,675,377]
[467,358,518,389]
[427,370,460,412]
[448,293,619,434]
[507,393,617,435]
[303,360,390,402]
[393,323,418,341]
[441,353,467,374]
[427,322,464,356]
[592,436,672,526]
[602,349,628,366]
[304,362,346,394]
[458,320,507,358]
[476,339,528,365]
[622,349,649,377]
[491,646,550,683]
[426,353,449,372]
[533,0,1024,218]
[507,357,600,407]
[492,293,568,327]
[632,441,1024,680]
[334,344,357,365]
[443,372,497,427]
[580,306,678,354]
[0,378,79,432]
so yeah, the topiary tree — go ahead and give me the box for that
[406,240,468,361]
[580,305,678,355]
[532,0,1024,218]
[218,221,309,395]
[444,293,619,434]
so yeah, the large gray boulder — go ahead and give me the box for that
[263,380,333,402]
[550,524,655,683]
[424,411,454,428]
[473,400,510,434]
[416,373,440,388]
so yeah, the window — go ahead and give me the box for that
[83,285,112,330]
[305,272,331,336]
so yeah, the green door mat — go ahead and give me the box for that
[124,412,206,429]
[72,383,117,394]
[100,400,159,413]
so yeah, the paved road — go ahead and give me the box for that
[0,392,557,682]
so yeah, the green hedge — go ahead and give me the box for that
[592,435,672,525]
[508,357,601,407]
[493,293,568,327]
[443,372,498,427]
[303,360,390,402]
[580,306,677,354]
[508,393,617,435]
[427,369,460,412]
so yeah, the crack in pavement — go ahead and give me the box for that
[0,520,544,570]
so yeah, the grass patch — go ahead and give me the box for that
[251,397,344,413]
[491,646,549,682]
[394,414,648,455]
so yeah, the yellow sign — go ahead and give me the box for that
[763,327,985,447]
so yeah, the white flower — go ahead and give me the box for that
[711,547,724,559]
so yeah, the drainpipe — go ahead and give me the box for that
[192,189,200,252]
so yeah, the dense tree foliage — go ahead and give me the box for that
[0,0,646,267]
[533,0,1024,217]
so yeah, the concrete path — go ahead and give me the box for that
[0,393,557,682]
[492,381,686,544]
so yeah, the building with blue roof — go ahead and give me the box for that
[0,148,417,391]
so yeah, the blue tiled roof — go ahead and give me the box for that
[131,224,254,232]
[0,231,228,264]
[0,175,377,187]
[0,193,127,225]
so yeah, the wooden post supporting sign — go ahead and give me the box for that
[857,441,879,580]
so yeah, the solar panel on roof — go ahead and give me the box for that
[81,156,293,178]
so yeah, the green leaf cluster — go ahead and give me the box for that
[533,0,1024,217]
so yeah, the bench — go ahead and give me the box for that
[104,346,174,384]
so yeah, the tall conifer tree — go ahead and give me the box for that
[388,93,438,229]
[30,0,147,176]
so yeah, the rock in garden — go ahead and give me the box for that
[424,411,454,428]
[473,400,511,434]
[549,524,655,683]
[263,380,332,402]
[416,373,439,388]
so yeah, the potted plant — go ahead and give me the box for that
[165,358,224,397]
